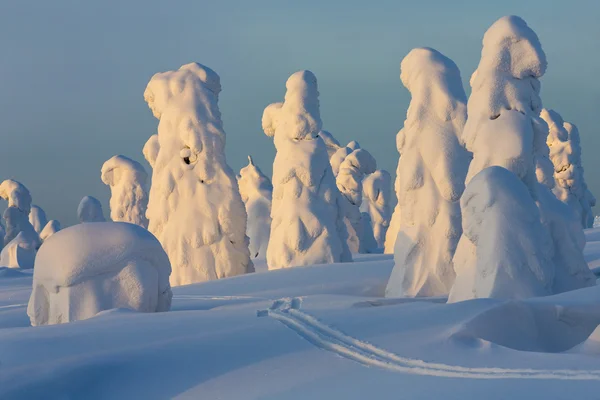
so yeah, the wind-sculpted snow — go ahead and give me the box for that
[28,205,47,235]
[238,156,272,259]
[144,62,252,285]
[77,196,106,223]
[101,155,149,228]
[362,170,392,250]
[28,222,172,326]
[463,16,547,198]
[385,48,469,297]
[263,70,351,268]
[449,167,554,302]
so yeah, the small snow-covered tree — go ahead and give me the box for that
[0,180,40,268]
[40,220,61,242]
[238,156,272,259]
[144,62,252,285]
[334,144,377,253]
[319,130,342,159]
[77,196,106,223]
[29,205,48,235]
[101,155,149,228]
[362,170,392,249]
[449,167,554,302]
[262,70,352,268]
[385,48,470,297]
[463,16,547,198]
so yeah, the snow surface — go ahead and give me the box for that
[386,47,470,298]
[144,62,253,285]
[263,70,352,268]
[101,155,149,228]
[238,155,272,259]
[77,196,106,223]
[27,222,172,326]
[449,167,554,302]
[362,170,392,250]
[1,244,600,398]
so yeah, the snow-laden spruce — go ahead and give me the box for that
[449,167,554,302]
[536,109,595,292]
[144,62,252,285]
[77,196,106,223]
[101,155,149,228]
[27,222,173,326]
[463,16,547,197]
[40,220,61,242]
[0,180,40,268]
[385,47,470,298]
[362,170,392,250]
[566,122,596,228]
[330,140,360,177]
[28,205,48,235]
[334,143,377,253]
[238,156,272,259]
[262,70,352,268]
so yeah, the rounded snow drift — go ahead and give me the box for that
[27,222,173,326]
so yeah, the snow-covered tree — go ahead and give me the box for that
[384,48,470,298]
[40,220,61,242]
[238,156,272,259]
[0,180,40,268]
[262,70,351,268]
[144,62,253,285]
[463,16,547,198]
[449,167,554,302]
[143,134,159,169]
[319,130,342,159]
[330,140,360,177]
[29,205,48,235]
[101,155,149,228]
[362,170,392,249]
[334,144,377,253]
[77,196,106,223]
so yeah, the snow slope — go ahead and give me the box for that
[1,238,600,398]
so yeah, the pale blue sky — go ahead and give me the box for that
[0,0,598,226]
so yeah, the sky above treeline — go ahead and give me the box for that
[0,0,598,226]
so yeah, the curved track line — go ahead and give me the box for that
[259,297,600,380]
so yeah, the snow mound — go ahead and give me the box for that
[28,205,48,235]
[144,62,252,285]
[238,156,272,259]
[449,167,554,302]
[263,70,352,268]
[27,222,172,326]
[77,196,106,223]
[39,220,61,242]
[362,170,392,250]
[101,155,149,228]
[386,47,469,297]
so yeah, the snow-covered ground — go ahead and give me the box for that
[1,232,600,399]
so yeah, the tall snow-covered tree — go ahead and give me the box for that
[262,70,352,269]
[463,16,547,198]
[449,167,554,302]
[238,156,272,259]
[29,205,48,235]
[362,170,392,249]
[384,47,470,297]
[101,155,149,228]
[77,196,106,223]
[144,62,253,285]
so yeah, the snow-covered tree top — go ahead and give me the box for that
[238,155,273,203]
[77,196,105,223]
[319,130,342,157]
[468,16,546,120]
[400,47,467,126]
[540,109,568,143]
[144,63,221,119]
[262,70,322,141]
[0,179,32,212]
[363,170,392,206]
[101,155,148,188]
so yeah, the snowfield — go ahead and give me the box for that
[0,232,600,399]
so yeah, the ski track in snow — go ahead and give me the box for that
[258,297,600,380]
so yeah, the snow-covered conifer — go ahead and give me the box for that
[362,170,392,249]
[319,130,342,159]
[262,70,351,268]
[39,220,61,242]
[101,155,149,228]
[29,205,48,235]
[144,62,252,285]
[449,167,554,302]
[77,196,106,223]
[385,48,470,297]
[238,156,272,259]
